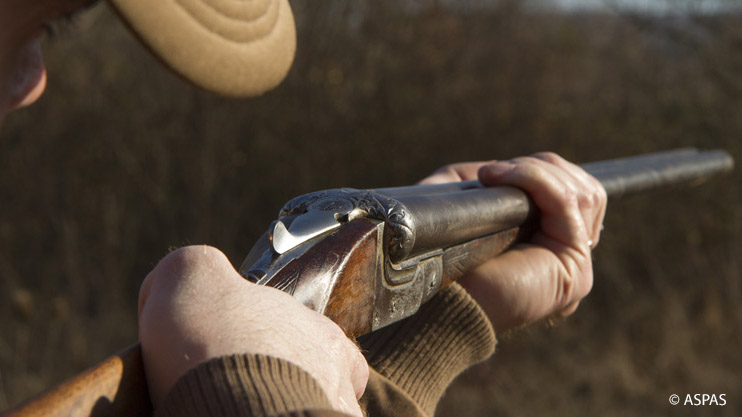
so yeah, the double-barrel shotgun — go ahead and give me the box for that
[2,148,734,417]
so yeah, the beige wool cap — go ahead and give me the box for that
[109,0,296,97]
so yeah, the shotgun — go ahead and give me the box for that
[2,148,734,417]
[237,148,734,336]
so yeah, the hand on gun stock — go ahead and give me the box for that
[138,246,369,416]
[419,152,606,332]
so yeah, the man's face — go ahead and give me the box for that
[0,0,95,125]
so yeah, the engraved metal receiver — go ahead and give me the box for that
[238,148,733,336]
[238,186,476,333]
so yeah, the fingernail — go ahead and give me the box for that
[481,161,516,177]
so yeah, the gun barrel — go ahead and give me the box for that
[582,148,733,197]
[378,148,733,261]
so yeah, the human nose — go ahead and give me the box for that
[8,38,47,111]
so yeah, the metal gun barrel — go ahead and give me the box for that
[582,148,733,196]
[377,148,733,261]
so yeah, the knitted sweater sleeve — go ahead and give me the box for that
[359,282,496,416]
[154,283,495,417]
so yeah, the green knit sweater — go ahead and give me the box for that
[154,283,496,417]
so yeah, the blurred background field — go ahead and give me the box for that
[0,0,740,415]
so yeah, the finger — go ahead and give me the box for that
[479,158,590,253]
[515,155,596,249]
[531,153,607,247]
[139,245,239,404]
[323,329,367,417]
[336,377,364,417]
[418,161,489,184]
[349,344,369,400]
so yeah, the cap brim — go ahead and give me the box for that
[109,0,296,97]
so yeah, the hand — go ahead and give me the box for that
[138,245,368,417]
[419,153,607,332]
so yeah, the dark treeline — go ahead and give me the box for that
[0,1,739,415]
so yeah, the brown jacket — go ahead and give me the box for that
[154,284,496,417]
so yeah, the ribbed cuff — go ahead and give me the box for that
[359,283,496,416]
[155,354,333,417]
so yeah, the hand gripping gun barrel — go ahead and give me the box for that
[238,148,734,337]
[2,148,734,417]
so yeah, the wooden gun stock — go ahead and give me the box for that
[2,345,150,417]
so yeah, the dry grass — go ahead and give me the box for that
[0,1,739,415]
